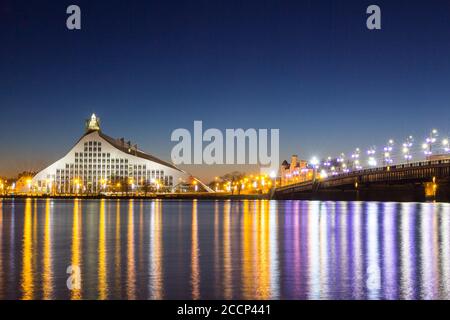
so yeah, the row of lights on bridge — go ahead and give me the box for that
[308,129,449,176]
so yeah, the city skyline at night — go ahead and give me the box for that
[3,0,450,311]
[1,0,450,181]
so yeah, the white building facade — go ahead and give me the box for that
[32,114,191,194]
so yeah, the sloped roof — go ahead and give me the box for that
[81,130,182,172]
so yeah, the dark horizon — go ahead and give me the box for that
[1,0,450,181]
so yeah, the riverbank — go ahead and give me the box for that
[0,192,269,200]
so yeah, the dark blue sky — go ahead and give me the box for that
[1,0,450,180]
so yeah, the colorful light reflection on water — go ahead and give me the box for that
[0,198,449,300]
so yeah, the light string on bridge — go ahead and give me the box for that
[310,129,450,176]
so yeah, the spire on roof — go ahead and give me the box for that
[85,113,101,132]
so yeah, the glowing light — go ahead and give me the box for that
[367,147,376,156]
[443,139,450,152]
[310,157,319,167]
[368,157,377,167]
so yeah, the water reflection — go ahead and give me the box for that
[222,200,232,299]
[71,200,82,300]
[420,203,439,299]
[114,200,121,295]
[191,200,200,300]
[0,198,449,299]
[149,200,163,299]
[21,199,33,300]
[400,203,416,299]
[127,200,136,299]
[440,206,450,297]
[352,202,364,299]
[0,199,3,299]
[382,203,397,300]
[98,199,107,299]
[42,199,53,299]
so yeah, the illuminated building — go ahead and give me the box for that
[280,155,311,186]
[30,114,192,194]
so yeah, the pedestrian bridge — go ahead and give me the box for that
[273,159,450,201]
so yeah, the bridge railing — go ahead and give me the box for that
[276,158,450,191]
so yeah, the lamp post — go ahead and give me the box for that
[423,129,438,157]
[73,179,79,194]
[383,139,394,166]
[193,181,198,192]
[367,147,377,167]
[403,136,413,164]
[26,179,32,194]
[310,157,319,182]
[442,138,449,153]
[351,148,361,170]
[269,170,277,190]
[337,153,346,173]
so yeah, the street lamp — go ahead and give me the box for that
[310,157,319,181]
[423,129,438,156]
[383,139,394,166]
[269,170,277,189]
[367,147,377,167]
[269,171,277,179]
[26,179,32,193]
[351,148,361,170]
[442,138,449,153]
[100,179,106,191]
[74,178,81,194]
[336,153,347,174]
[319,169,328,179]
[403,136,414,163]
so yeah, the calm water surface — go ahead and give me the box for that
[0,198,449,300]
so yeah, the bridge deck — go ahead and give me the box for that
[274,159,450,200]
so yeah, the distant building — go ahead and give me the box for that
[30,114,195,194]
[280,155,312,186]
[427,154,450,161]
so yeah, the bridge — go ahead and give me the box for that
[273,159,450,202]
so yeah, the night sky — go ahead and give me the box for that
[1,0,450,181]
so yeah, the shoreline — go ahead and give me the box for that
[0,193,269,200]
[0,194,448,203]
